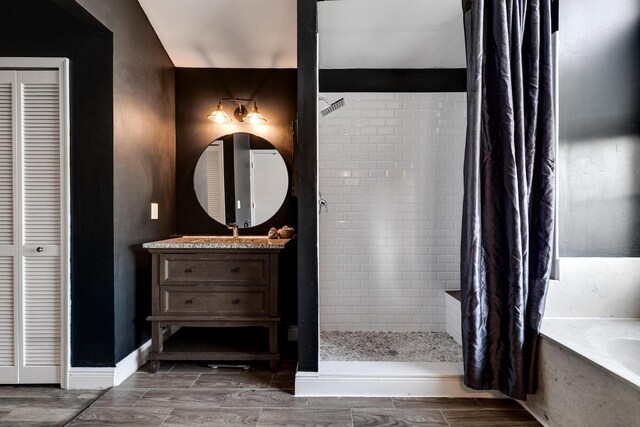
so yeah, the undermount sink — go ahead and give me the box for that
[142,235,291,249]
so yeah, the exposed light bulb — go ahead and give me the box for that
[207,103,231,123]
[243,106,267,125]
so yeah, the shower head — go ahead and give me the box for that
[319,97,345,116]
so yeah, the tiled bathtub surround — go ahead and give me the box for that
[319,331,463,362]
[319,92,467,332]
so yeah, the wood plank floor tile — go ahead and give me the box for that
[270,373,295,390]
[193,373,273,388]
[215,364,290,374]
[0,397,32,411]
[392,397,482,409]
[476,398,524,410]
[134,388,228,409]
[118,373,200,389]
[441,409,542,426]
[74,406,172,426]
[168,362,231,373]
[221,389,308,408]
[70,422,161,427]
[352,408,448,426]
[215,360,296,374]
[0,396,92,411]
[1,407,79,423]
[0,422,56,427]
[91,388,148,408]
[139,361,175,373]
[0,386,101,399]
[63,364,543,427]
[163,408,260,426]
[274,360,297,373]
[258,408,352,426]
[307,397,394,409]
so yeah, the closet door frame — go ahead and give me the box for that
[0,58,70,389]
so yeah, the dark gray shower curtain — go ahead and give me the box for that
[460,0,555,399]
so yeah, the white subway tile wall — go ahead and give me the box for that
[319,92,467,332]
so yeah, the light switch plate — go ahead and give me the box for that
[151,202,158,220]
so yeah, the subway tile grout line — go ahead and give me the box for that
[318,91,466,332]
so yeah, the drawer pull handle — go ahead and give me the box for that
[185,267,194,273]
[231,267,240,273]
[232,299,241,304]
[185,298,194,304]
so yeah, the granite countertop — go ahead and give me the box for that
[142,236,291,249]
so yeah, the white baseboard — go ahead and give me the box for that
[67,367,116,389]
[114,338,152,386]
[67,339,151,389]
[295,361,501,397]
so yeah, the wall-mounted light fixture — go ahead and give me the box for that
[207,97,267,125]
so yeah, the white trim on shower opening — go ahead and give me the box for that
[295,361,503,397]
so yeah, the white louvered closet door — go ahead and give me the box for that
[0,71,18,384]
[19,70,62,384]
[0,69,63,384]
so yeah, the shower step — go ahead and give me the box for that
[295,361,501,398]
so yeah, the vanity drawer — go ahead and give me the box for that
[161,287,268,316]
[160,254,269,285]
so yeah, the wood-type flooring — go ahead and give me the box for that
[0,361,542,426]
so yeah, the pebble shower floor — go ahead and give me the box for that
[319,331,463,362]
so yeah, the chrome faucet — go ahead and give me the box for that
[227,223,239,238]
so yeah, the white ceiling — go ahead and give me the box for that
[137,0,465,70]
[319,0,466,69]
[137,0,297,68]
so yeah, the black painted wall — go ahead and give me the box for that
[75,0,176,362]
[320,69,466,92]
[1,0,176,367]
[0,0,116,367]
[175,68,298,348]
[296,0,319,372]
[558,0,640,256]
[175,68,296,235]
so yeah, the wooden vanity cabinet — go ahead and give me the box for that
[145,246,285,372]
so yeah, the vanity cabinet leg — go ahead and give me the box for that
[269,324,278,372]
[151,322,163,352]
[149,321,163,373]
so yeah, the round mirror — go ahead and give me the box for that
[193,133,289,228]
